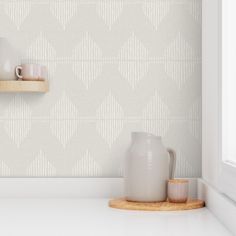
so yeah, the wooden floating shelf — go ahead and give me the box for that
[0,80,49,93]
[109,198,205,211]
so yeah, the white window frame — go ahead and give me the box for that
[219,0,236,201]
[203,0,236,202]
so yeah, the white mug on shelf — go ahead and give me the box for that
[15,64,46,81]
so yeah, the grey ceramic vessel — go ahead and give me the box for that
[125,132,176,202]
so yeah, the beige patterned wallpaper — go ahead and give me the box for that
[0,0,201,177]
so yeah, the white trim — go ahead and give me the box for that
[0,178,123,198]
[202,0,221,188]
[202,0,236,201]
[220,163,236,200]
[0,178,197,198]
[198,179,236,235]
[219,0,236,201]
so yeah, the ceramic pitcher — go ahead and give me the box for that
[0,38,20,80]
[125,132,176,202]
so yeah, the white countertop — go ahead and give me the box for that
[0,198,232,236]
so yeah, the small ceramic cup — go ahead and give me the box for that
[15,64,46,81]
[167,179,188,203]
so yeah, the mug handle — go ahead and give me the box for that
[167,148,176,179]
[15,66,23,79]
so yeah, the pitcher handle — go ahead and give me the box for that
[15,65,23,80]
[167,148,176,179]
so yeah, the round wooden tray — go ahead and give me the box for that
[109,198,205,211]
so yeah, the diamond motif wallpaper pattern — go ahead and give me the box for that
[72,150,102,177]
[50,92,79,148]
[27,150,56,176]
[50,0,79,29]
[96,92,125,147]
[118,33,149,89]
[142,1,170,29]
[97,0,124,29]
[163,33,197,89]
[0,0,201,177]
[4,95,32,148]
[0,160,11,176]
[72,33,104,89]
[142,91,171,137]
[4,0,32,30]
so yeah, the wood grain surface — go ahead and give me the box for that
[0,80,49,92]
[109,198,205,211]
